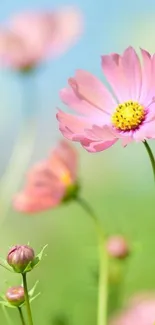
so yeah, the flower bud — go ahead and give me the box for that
[6,286,25,306]
[7,245,35,273]
[106,235,129,259]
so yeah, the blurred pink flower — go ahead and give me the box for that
[106,235,129,259]
[13,140,78,213]
[110,293,155,325]
[57,47,155,152]
[0,29,29,70]
[0,7,83,70]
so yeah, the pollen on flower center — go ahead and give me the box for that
[111,101,145,131]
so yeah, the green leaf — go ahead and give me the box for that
[2,304,13,325]
[20,292,40,308]
[0,294,6,301]
[0,301,16,308]
[29,292,41,304]
[28,280,39,297]
[22,261,33,273]
[32,244,48,267]
[23,244,48,273]
[0,258,13,272]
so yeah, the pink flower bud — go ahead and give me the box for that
[106,236,129,259]
[7,245,35,273]
[6,286,25,306]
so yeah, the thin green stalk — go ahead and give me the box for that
[98,232,108,325]
[22,273,34,325]
[2,305,13,325]
[76,196,108,325]
[18,307,27,325]
[143,141,155,181]
[0,119,36,225]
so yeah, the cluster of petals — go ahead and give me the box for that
[57,47,155,152]
[0,7,83,70]
[14,140,78,213]
[110,293,155,325]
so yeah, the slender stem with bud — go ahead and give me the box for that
[76,196,108,325]
[143,141,155,181]
[22,273,34,325]
[18,307,26,325]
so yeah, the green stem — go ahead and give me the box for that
[0,119,36,227]
[0,71,37,227]
[18,307,27,325]
[2,305,13,325]
[76,196,108,325]
[143,141,155,181]
[22,273,34,325]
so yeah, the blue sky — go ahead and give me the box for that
[1,0,155,162]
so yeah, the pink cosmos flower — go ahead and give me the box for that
[57,47,155,152]
[13,140,78,213]
[110,293,155,325]
[0,7,83,70]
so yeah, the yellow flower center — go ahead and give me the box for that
[111,101,145,131]
[61,171,72,186]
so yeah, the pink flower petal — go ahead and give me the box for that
[85,125,117,141]
[11,12,50,60]
[47,7,83,58]
[139,49,152,104]
[49,140,78,182]
[80,125,118,152]
[69,69,116,113]
[144,103,155,123]
[27,173,63,198]
[121,47,142,100]
[102,47,142,102]
[57,109,92,141]
[14,192,60,213]
[81,137,117,152]
[121,136,133,147]
[134,120,155,140]
[110,293,155,325]
[60,87,111,126]
[14,161,65,212]
[101,53,129,102]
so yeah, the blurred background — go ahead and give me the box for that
[1,0,155,324]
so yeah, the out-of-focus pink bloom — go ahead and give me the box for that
[106,235,129,259]
[0,7,83,70]
[0,29,29,69]
[57,47,155,152]
[110,293,155,325]
[13,140,78,213]
[46,7,83,58]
